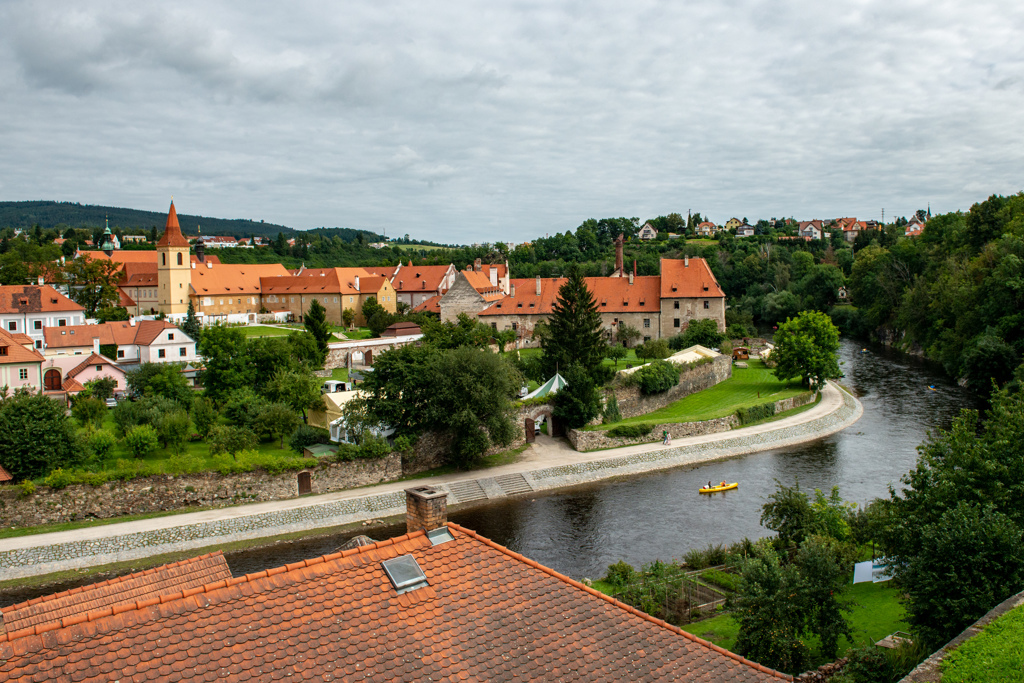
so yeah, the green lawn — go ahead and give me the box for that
[942,604,1024,682]
[329,368,350,382]
[591,360,805,430]
[685,580,910,665]
[237,325,293,337]
[505,346,643,373]
[336,327,373,340]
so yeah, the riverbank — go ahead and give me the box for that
[0,382,862,581]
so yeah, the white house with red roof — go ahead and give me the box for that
[0,286,86,350]
[43,320,197,365]
[0,329,45,392]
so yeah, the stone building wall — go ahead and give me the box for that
[610,354,732,420]
[0,455,402,528]
[439,273,488,323]
[659,296,727,337]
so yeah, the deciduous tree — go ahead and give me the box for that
[0,391,78,479]
[771,310,841,389]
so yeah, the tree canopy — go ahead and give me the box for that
[771,310,841,388]
[0,390,78,480]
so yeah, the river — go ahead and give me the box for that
[0,338,978,604]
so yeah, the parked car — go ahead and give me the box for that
[105,397,117,408]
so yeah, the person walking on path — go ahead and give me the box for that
[663,429,671,446]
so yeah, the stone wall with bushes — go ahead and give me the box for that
[610,354,732,420]
[568,390,816,452]
[0,454,402,528]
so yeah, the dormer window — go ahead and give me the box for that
[517,303,523,308]
[529,303,535,308]
[0,346,7,356]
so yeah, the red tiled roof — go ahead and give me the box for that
[480,277,566,316]
[357,275,389,293]
[587,275,661,312]
[0,286,84,315]
[155,201,191,248]
[260,268,371,296]
[0,552,231,637]
[392,264,452,293]
[67,353,121,379]
[190,262,290,295]
[8,333,33,347]
[660,258,726,298]
[0,329,44,365]
[0,526,788,681]
[412,293,442,313]
[60,376,85,393]
[0,464,11,483]
[84,252,221,266]
[43,321,188,349]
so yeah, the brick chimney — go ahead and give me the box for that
[615,234,624,276]
[474,258,482,271]
[405,486,448,533]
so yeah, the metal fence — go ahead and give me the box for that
[612,565,731,625]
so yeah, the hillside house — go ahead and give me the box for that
[0,329,44,392]
[637,222,659,240]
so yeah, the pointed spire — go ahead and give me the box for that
[157,200,190,248]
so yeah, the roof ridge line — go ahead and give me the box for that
[0,532,427,646]
[446,523,792,681]
[0,551,224,615]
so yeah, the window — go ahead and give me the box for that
[237,299,241,305]
[34,320,42,330]
[180,347,187,357]
[20,368,29,381]
[703,300,710,309]
[511,322,518,331]
[162,253,166,266]
[118,350,125,358]
[0,347,6,355]
[643,336,651,342]
[674,319,680,328]
[58,319,66,327]
[95,365,102,372]
[177,252,183,265]
[491,322,497,330]
[673,301,680,310]
[643,319,650,328]
[168,333,174,340]
[204,297,213,306]
[158,349,166,358]
[34,340,41,349]
[6,322,14,331]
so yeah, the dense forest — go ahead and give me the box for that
[0,201,297,238]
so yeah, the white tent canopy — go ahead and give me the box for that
[523,373,567,400]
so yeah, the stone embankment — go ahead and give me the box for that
[0,383,861,580]
[568,391,815,451]
[610,354,732,420]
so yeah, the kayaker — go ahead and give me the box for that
[720,481,726,487]
[707,480,712,489]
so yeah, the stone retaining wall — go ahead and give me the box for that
[569,390,815,452]
[0,384,862,579]
[611,354,732,420]
[0,455,402,528]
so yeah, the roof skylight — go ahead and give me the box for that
[381,555,428,594]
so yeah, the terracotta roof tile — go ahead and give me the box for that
[0,552,231,637]
[190,262,290,295]
[0,329,44,365]
[155,202,191,248]
[60,376,85,393]
[66,353,120,379]
[392,265,452,293]
[413,293,442,313]
[0,464,13,483]
[660,258,726,298]
[0,286,84,315]
[84,252,220,266]
[0,527,788,682]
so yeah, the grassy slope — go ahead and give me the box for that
[942,605,1024,683]
[685,580,910,665]
[592,359,805,429]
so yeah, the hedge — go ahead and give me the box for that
[736,402,776,425]
[607,423,654,438]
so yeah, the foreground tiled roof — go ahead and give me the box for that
[0,329,44,365]
[0,552,231,637]
[0,525,788,682]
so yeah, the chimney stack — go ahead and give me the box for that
[684,255,689,267]
[474,258,482,272]
[354,275,360,291]
[405,486,448,533]
[511,283,516,297]
[535,275,542,296]
[615,234,624,276]
[629,271,634,285]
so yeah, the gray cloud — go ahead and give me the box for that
[0,0,1022,241]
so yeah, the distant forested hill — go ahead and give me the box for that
[0,200,296,238]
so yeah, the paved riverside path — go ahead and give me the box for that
[0,383,862,579]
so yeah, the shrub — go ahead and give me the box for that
[44,468,76,490]
[208,425,258,457]
[736,402,776,425]
[288,425,331,455]
[835,644,895,683]
[601,393,622,424]
[392,435,413,453]
[605,560,637,588]
[669,318,724,350]
[87,429,118,459]
[684,543,729,570]
[607,423,654,439]
[191,396,218,439]
[71,397,106,429]
[18,480,35,499]
[156,408,191,455]
[636,360,680,395]
[124,425,159,458]
[634,338,671,361]
[164,453,207,475]
[701,568,740,592]
[719,339,733,357]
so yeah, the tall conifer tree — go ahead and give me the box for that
[304,299,332,361]
[182,299,201,341]
[542,264,605,378]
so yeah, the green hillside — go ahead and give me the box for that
[0,200,295,238]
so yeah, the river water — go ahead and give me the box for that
[1,339,977,605]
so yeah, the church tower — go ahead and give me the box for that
[157,201,192,315]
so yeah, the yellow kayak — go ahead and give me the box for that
[699,482,738,494]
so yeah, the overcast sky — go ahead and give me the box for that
[1,1,1022,243]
